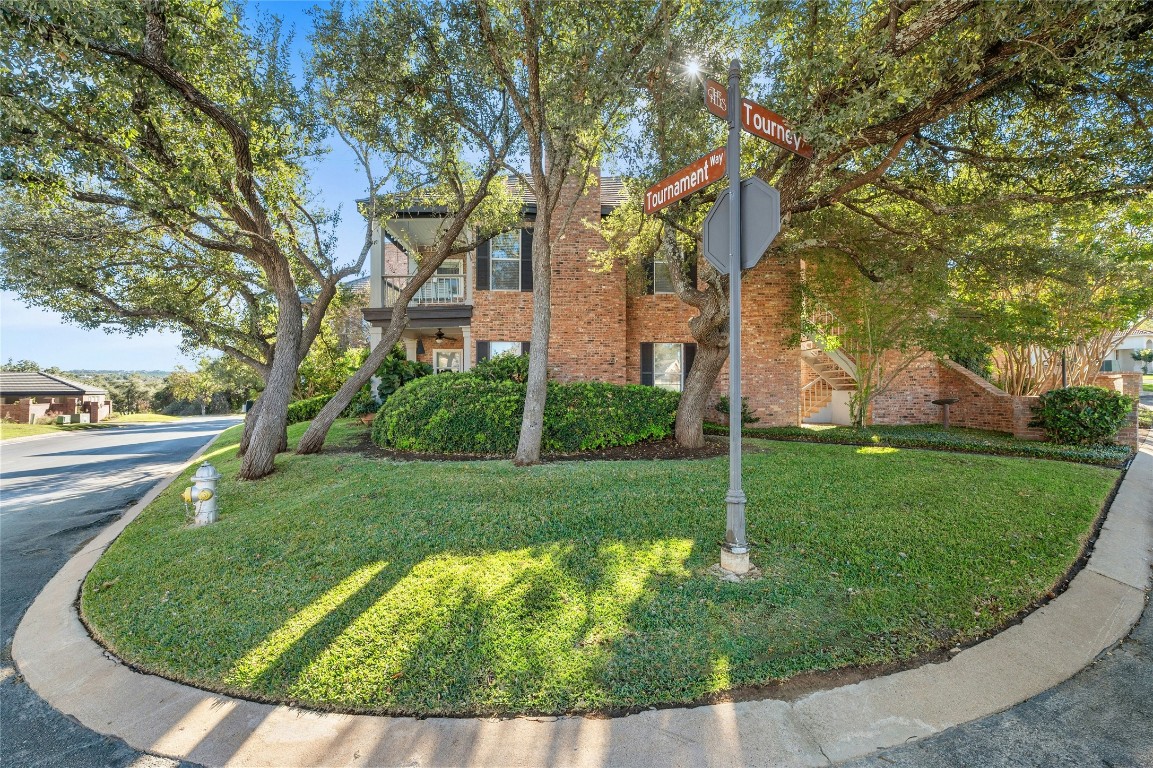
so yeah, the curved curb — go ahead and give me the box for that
[13,438,1152,768]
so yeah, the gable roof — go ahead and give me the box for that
[0,371,107,397]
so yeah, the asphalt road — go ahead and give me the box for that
[1,417,239,768]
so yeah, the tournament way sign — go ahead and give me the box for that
[643,147,726,214]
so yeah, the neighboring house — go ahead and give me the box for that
[361,170,1142,446]
[1101,326,1153,373]
[0,372,112,424]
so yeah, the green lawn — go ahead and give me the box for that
[106,413,187,423]
[82,420,1118,716]
[705,423,1133,467]
[0,420,112,440]
[1143,374,1152,392]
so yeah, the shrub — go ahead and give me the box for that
[714,395,760,425]
[1028,386,1135,445]
[287,394,332,425]
[470,353,530,383]
[376,346,432,403]
[373,374,679,454]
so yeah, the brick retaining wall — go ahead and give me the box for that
[937,360,1045,440]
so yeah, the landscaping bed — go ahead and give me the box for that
[82,419,1119,717]
[704,423,1134,467]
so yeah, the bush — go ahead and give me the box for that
[373,374,679,454]
[470,353,530,383]
[1028,386,1135,445]
[287,394,332,425]
[376,347,433,403]
[714,395,760,425]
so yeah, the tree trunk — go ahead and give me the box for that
[669,243,729,448]
[514,209,552,465]
[238,282,303,480]
[296,321,404,455]
[675,341,728,447]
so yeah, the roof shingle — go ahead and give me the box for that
[0,372,107,397]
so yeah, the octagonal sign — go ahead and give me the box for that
[702,177,781,274]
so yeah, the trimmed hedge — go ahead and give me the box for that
[1028,385,1135,445]
[372,373,679,454]
[287,394,332,425]
[286,392,375,425]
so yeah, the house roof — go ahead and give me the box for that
[343,276,371,300]
[0,371,107,397]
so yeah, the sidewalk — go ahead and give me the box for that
[12,438,1152,767]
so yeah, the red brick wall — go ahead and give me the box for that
[0,398,52,424]
[624,296,698,385]
[725,254,802,426]
[869,353,940,425]
[471,173,628,383]
[1093,372,1142,448]
[938,360,1044,439]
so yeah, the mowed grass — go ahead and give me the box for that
[106,413,187,423]
[82,420,1119,716]
[0,421,111,440]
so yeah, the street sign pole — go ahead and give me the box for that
[723,58,750,575]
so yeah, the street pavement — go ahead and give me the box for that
[845,589,1153,768]
[1,417,238,768]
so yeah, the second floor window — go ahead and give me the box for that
[652,255,675,294]
[490,230,520,291]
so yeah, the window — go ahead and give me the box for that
[652,255,674,294]
[433,350,463,373]
[490,341,521,357]
[490,230,520,291]
[476,340,529,362]
[652,343,683,390]
[640,342,695,392]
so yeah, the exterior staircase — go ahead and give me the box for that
[800,302,858,423]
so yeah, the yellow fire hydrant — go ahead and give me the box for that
[183,461,222,526]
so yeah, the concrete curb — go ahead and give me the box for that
[13,438,1152,768]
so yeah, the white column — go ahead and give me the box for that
[404,338,418,362]
[461,326,472,370]
[369,223,383,308]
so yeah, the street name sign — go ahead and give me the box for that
[643,147,726,214]
[705,78,813,159]
[701,176,781,274]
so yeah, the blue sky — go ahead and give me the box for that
[0,1,367,373]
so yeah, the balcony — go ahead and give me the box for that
[362,274,473,328]
[383,274,466,306]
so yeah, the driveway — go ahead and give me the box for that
[1,417,238,768]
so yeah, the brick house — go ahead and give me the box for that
[0,372,112,424]
[360,171,1142,447]
[363,173,738,404]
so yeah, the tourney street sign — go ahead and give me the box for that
[705,79,813,159]
[643,146,726,214]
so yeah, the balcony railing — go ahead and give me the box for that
[381,274,467,307]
